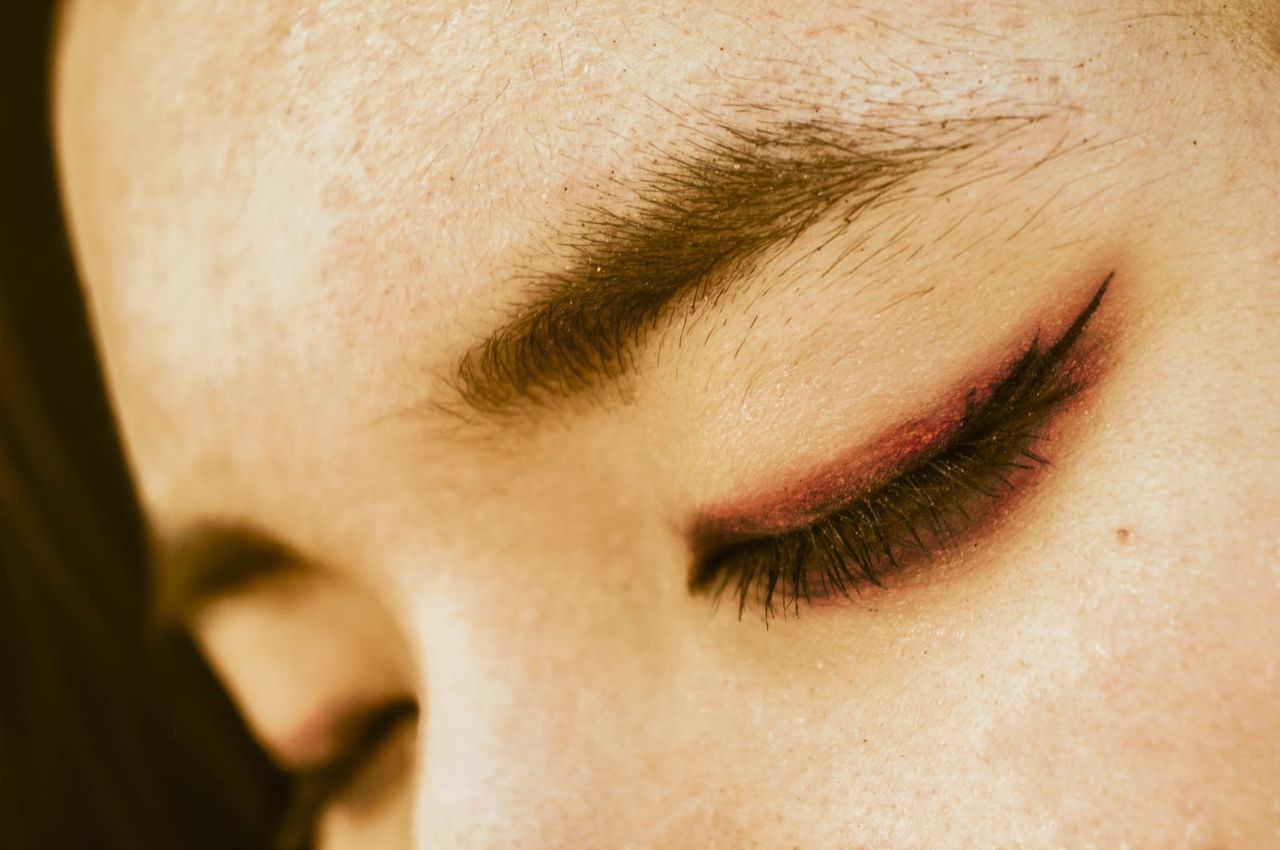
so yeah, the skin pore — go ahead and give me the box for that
[54,1,1279,848]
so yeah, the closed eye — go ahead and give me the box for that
[689,273,1112,621]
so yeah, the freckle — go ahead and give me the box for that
[1115,527,1131,544]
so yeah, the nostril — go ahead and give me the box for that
[274,698,421,850]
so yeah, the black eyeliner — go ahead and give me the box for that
[691,273,1113,619]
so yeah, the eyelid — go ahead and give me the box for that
[693,274,1112,543]
[689,273,1113,618]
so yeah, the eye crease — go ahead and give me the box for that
[688,274,1113,621]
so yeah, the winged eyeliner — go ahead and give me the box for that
[689,274,1113,619]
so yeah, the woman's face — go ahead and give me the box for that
[54,1,1280,847]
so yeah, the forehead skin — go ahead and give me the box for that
[55,1,1280,849]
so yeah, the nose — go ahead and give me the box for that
[400,583,732,850]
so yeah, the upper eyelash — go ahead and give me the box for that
[690,274,1112,620]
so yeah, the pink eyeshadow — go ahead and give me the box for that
[692,412,963,541]
[688,346,1032,545]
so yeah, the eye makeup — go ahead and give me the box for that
[688,273,1113,619]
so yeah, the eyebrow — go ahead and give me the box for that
[151,522,305,627]
[450,107,1041,417]
[159,108,1048,620]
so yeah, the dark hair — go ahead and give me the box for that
[1,4,287,848]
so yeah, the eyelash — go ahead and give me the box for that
[273,699,419,850]
[689,274,1111,620]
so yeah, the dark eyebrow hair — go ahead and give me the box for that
[450,108,1043,417]
[157,111,1048,620]
[151,522,304,627]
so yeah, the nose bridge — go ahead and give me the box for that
[408,583,712,849]
[382,426,717,847]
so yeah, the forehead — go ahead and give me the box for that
[54,1,1134,524]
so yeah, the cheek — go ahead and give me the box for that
[981,536,1280,843]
